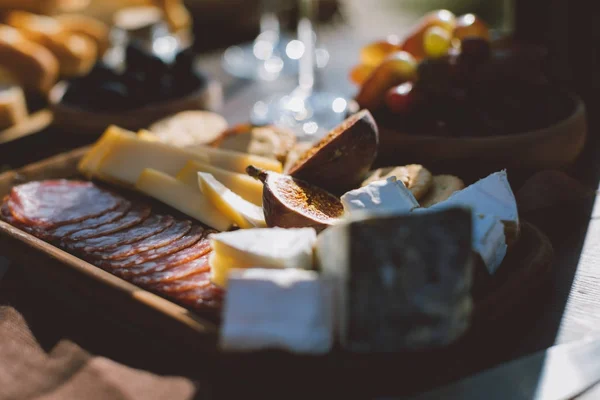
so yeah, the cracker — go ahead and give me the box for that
[362,164,433,200]
[419,175,465,208]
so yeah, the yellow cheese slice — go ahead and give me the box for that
[135,168,233,231]
[198,172,266,229]
[209,252,255,288]
[77,125,136,179]
[96,134,282,186]
[177,160,263,206]
[136,129,160,142]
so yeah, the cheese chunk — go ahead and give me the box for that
[77,125,136,178]
[136,129,160,142]
[135,168,233,231]
[95,134,282,186]
[426,170,519,240]
[177,160,263,206]
[341,176,419,217]
[220,268,334,354]
[210,227,317,270]
[473,214,507,274]
[317,208,474,352]
[198,172,266,229]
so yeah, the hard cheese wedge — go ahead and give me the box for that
[77,125,136,178]
[209,227,317,287]
[198,172,266,229]
[177,160,263,206]
[220,268,334,354]
[317,208,474,352]
[95,132,283,186]
[135,168,233,231]
[341,176,419,217]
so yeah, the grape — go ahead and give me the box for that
[459,37,491,64]
[384,51,418,80]
[427,9,456,33]
[385,82,417,114]
[360,39,401,67]
[453,14,490,42]
[416,57,454,95]
[401,9,456,59]
[423,26,452,58]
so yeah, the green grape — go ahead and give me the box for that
[423,26,452,58]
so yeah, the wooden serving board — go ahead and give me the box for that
[0,146,554,357]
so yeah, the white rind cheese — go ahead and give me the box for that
[341,176,419,217]
[219,268,334,354]
[209,228,317,270]
[473,214,507,274]
[198,172,266,229]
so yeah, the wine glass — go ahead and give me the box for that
[250,0,349,141]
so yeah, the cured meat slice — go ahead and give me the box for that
[96,225,205,270]
[171,283,224,311]
[89,220,192,260]
[111,238,211,278]
[8,180,121,228]
[66,214,174,253]
[1,199,39,235]
[150,270,212,295]
[131,255,210,286]
[65,203,151,241]
[46,200,132,240]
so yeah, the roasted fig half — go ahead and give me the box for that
[286,109,379,195]
[246,165,343,232]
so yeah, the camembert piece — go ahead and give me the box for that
[95,133,282,185]
[198,172,266,229]
[317,208,474,352]
[220,268,334,354]
[135,168,233,231]
[176,160,263,206]
[472,214,507,274]
[341,176,419,217]
[426,170,519,244]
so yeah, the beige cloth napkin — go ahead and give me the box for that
[0,306,198,400]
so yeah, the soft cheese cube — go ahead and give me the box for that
[220,268,334,354]
[317,208,474,352]
[341,176,419,217]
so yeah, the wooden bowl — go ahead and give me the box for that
[49,78,223,135]
[374,93,587,174]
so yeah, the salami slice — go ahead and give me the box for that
[96,225,205,270]
[150,270,211,295]
[171,283,224,311]
[66,214,174,253]
[1,199,39,235]
[89,220,192,261]
[131,254,210,286]
[8,180,121,228]
[46,200,132,240]
[112,238,211,278]
[65,203,151,241]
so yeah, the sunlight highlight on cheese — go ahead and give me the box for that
[77,125,135,178]
[198,172,265,229]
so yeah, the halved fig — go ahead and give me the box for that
[246,165,343,232]
[286,110,379,195]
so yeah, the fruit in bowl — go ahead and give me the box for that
[350,10,577,140]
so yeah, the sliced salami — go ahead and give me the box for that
[8,180,121,228]
[96,225,205,270]
[131,254,211,286]
[171,283,224,311]
[150,270,211,295]
[66,214,174,253]
[1,199,39,235]
[112,238,211,278]
[65,203,151,241]
[89,220,192,261]
[46,200,132,240]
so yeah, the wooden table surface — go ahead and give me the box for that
[1,2,600,398]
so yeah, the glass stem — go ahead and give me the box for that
[296,0,317,97]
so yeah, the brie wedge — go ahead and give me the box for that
[341,176,419,217]
[198,172,266,229]
[220,268,334,354]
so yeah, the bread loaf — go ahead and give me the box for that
[0,24,59,93]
